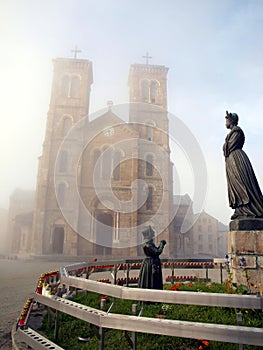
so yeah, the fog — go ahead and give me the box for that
[1,0,263,225]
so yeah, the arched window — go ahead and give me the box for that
[141,80,159,104]
[150,81,158,103]
[21,233,26,247]
[113,150,121,181]
[93,149,101,177]
[59,151,68,172]
[146,121,154,141]
[70,76,80,98]
[52,227,64,254]
[146,154,153,176]
[57,183,66,205]
[141,80,149,102]
[146,186,153,210]
[102,147,112,180]
[63,117,72,137]
[62,75,70,97]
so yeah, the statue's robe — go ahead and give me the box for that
[138,240,165,290]
[223,126,263,217]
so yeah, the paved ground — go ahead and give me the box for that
[0,259,68,349]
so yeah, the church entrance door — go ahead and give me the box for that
[95,212,113,256]
[52,227,64,254]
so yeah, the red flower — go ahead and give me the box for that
[197,339,209,349]
[170,284,181,291]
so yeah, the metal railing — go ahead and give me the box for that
[17,327,64,350]
[16,258,263,349]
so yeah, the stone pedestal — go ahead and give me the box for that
[228,219,263,291]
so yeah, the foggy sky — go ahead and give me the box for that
[1,0,263,224]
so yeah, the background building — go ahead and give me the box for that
[172,194,194,258]
[0,208,8,254]
[171,197,228,259]
[6,189,34,254]
[12,212,33,255]
[192,211,228,258]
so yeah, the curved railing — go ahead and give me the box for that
[15,258,263,349]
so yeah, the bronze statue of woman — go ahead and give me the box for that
[138,226,166,290]
[223,111,263,220]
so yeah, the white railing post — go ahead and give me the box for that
[131,304,137,350]
[99,298,106,350]
[236,311,244,350]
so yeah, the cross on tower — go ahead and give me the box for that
[71,46,82,59]
[142,52,152,65]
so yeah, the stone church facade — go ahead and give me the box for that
[31,56,174,258]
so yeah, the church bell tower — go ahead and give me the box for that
[128,57,173,256]
[32,56,93,255]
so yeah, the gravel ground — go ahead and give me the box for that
[0,258,226,349]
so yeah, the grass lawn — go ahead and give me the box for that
[41,282,263,350]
